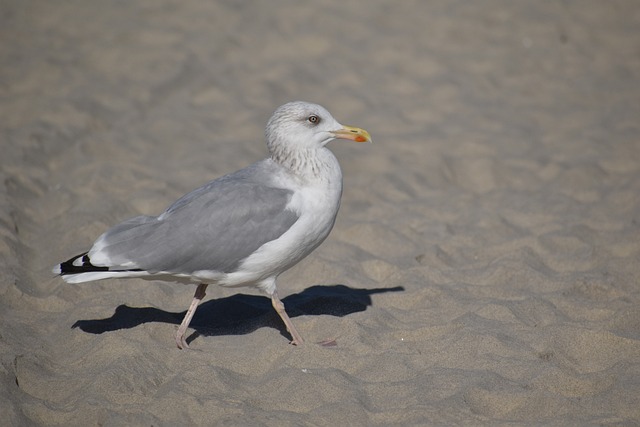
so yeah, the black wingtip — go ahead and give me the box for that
[59,253,109,276]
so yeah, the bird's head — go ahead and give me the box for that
[265,101,371,156]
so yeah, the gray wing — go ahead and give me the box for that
[91,164,299,274]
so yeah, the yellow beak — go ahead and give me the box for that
[331,125,372,143]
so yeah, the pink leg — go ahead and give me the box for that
[175,283,208,349]
[271,291,304,346]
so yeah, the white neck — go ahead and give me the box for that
[271,146,342,185]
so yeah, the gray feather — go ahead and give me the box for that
[94,160,299,274]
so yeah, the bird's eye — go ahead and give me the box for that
[307,115,320,124]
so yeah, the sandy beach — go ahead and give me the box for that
[2,0,640,425]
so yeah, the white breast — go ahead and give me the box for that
[223,148,343,286]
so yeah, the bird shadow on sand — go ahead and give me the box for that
[72,284,404,345]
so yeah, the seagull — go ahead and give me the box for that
[53,101,371,349]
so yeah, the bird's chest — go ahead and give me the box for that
[280,150,343,243]
[288,176,342,245]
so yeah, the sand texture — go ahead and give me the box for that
[2,1,640,425]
